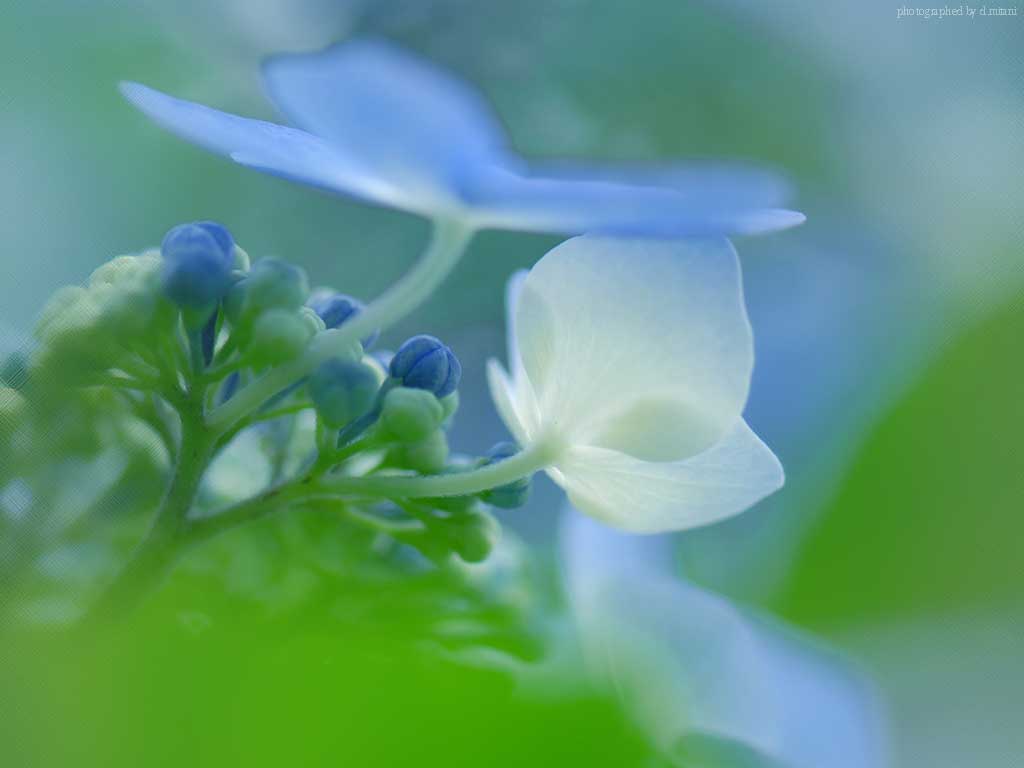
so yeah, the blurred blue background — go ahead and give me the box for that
[2,2,1022,766]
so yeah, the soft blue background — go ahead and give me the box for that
[2,2,1022,765]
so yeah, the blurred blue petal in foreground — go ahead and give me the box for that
[121,38,803,237]
[562,511,887,768]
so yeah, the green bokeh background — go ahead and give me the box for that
[1,1,1022,766]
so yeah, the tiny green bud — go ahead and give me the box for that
[450,509,501,563]
[246,258,309,311]
[248,308,314,366]
[379,387,444,443]
[299,306,327,336]
[308,358,380,428]
[89,253,161,288]
[439,390,459,423]
[395,429,449,474]
[480,442,532,509]
[232,245,251,272]
[223,277,249,326]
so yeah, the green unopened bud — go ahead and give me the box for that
[299,306,327,336]
[246,258,309,312]
[479,442,532,509]
[92,279,167,342]
[232,245,251,272]
[35,286,99,344]
[380,387,444,443]
[450,509,501,563]
[440,391,459,424]
[361,354,388,387]
[248,308,314,366]
[395,429,449,473]
[223,277,249,327]
[308,358,380,428]
[89,252,161,288]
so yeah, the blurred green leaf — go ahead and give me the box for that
[780,290,1024,625]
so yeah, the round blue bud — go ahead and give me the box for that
[193,220,234,257]
[160,221,235,308]
[307,292,379,348]
[389,335,461,397]
[438,349,461,399]
[308,358,380,429]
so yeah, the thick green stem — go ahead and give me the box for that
[83,401,213,625]
[315,438,562,500]
[184,438,561,545]
[205,218,474,434]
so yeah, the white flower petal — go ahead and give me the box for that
[262,40,507,205]
[562,513,886,768]
[485,358,531,446]
[552,420,784,533]
[515,235,753,461]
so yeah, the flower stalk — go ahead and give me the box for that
[83,396,215,623]
[204,217,473,434]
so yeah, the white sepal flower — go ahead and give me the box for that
[487,235,783,533]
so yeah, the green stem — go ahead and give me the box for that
[316,438,562,500]
[184,438,560,546]
[185,483,304,546]
[205,217,475,434]
[82,398,214,625]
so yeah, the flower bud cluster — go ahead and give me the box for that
[31,250,175,382]
[223,257,317,367]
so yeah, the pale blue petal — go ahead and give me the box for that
[562,513,887,768]
[262,39,507,204]
[527,160,795,210]
[119,82,419,211]
[469,164,805,236]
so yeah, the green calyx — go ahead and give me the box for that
[379,387,445,443]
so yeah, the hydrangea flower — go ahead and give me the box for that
[120,39,803,237]
[487,234,783,533]
[562,513,886,768]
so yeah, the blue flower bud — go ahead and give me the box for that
[160,221,235,309]
[308,358,380,428]
[308,291,379,349]
[246,258,309,311]
[389,335,461,397]
[480,442,531,509]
